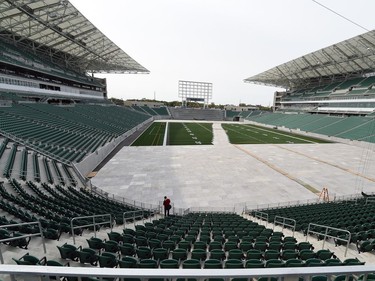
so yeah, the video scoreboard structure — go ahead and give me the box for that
[178,80,213,108]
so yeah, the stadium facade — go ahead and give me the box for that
[245,30,375,114]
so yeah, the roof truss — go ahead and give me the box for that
[245,30,375,90]
[0,0,149,74]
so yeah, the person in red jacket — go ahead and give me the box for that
[163,196,171,216]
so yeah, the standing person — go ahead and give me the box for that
[163,196,171,216]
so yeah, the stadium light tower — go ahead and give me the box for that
[178,80,213,108]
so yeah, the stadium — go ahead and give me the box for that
[0,0,374,280]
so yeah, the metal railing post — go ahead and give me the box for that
[70,214,112,245]
[273,215,296,236]
[306,223,351,256]
[0,221,46,264]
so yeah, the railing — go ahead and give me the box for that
[244,198,320,212]
[0,221,46,264]
[1,265,375,281]
[70,214,112,244]
[306,223,351,257]
[123,210,146,228]
[273,215,296,236]
[244,191,374,212]
[252,210,269,226]
[365,197,375,204]
[186,206,236,214]
[171,204,185,216]
[91,184,159,211]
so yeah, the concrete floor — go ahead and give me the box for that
[91,121,375,212]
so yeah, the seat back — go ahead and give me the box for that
[160,259,179,268]
[182,259,201,269]
[204,259,222,269]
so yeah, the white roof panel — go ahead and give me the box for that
[0,0,149,74]
[244,30,375,90]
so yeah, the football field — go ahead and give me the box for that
[132,122,213,146]
[132,121,331,146]
[131,122,166,146]
[222,123,331,144]
[167,122,213,145]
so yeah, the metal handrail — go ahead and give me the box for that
[244,191,375,212]
[0,221,46,264]
[186,206,236,214]
[70,214,112,244]
[306,223,351,257]
[273,215,296,236]
[123,210,145,229]
[252,210,269,227]
[92,184,159,211]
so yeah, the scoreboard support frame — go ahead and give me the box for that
[178,80,213,108]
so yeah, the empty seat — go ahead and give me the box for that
[96,252,118,268]
[138,259,158,268]
[182,258,201,269]
[225,259,244,268]
[191,248,207,261]
[153,247,169,261]
[56,243,79,261]
[118,256,138,268]
[77,248,98,266]
[285,259,305,267]
[204,259,222,269]
[172,248,188,261]
[265,259,284,268]
[136,246,152,259]
[245,259,264,268]
[160,259,179,268]
[12,253,45,265]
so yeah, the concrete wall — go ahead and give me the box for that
[169,107,224,121]
[74,117,153,178]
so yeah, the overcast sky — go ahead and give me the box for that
[70,0,375,106]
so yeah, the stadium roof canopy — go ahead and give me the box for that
[244,30,375,90]
[0,0,149,74]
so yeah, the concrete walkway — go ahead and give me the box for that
[212,122,231,146]
[91,120,375,211]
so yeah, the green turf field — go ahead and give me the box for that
[132,122,166,146]
[222,123,332,144]
[168,122,213,145]
[132,122,330,146]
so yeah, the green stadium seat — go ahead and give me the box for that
[152,247,169,261]
[138,259,158,268]
[225,259,244,268]
[172,248,188,261]
[96,252,118,268]
[182,258,201,269]
[245,259,264,268]
[160,258,179,268]
[265,259,285,268]
[56,243,79,261]
[285,259,305,267]
[77,248,98,266]
[119,243,136,256]
[136,246,152,259]
[12,253,46,265]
